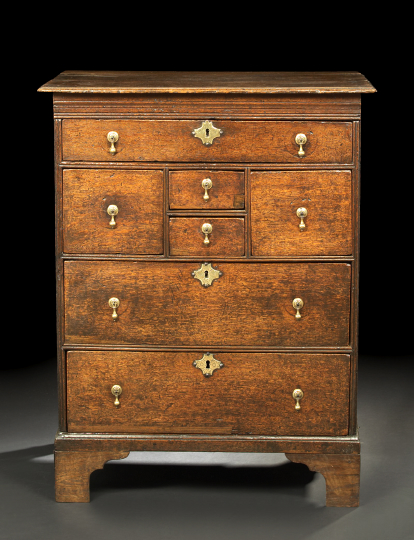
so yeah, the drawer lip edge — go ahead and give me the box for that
[62,344,353,352]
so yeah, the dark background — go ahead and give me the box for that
[3,25,410,368]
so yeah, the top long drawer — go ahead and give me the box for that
[61,119,353,163]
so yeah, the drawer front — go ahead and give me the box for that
[169,217,245,257]
[251,170,353,256]
[64,261,351,347]
[62,119,353,164]
[63,169,164,255]
[169,170,245,209]
[66,351,350,436]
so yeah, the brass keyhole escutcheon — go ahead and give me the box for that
[202,178,213,200]
[292,389,304,410]
[201,223,213,244]
[107,204,119,228]
[107,131,119,155]
[192,262,222,287]
[193,353,224,377]
[111,384,122,406]
[292,298,304,319]
[295,133,307,157]
[296,207,307,231]
[108,297,120,321]
[192,120,223,145]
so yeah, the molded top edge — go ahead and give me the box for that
[38,71,377,94]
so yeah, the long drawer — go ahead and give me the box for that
[62,119,353,163]
[64,261,351,347]
[66,350,350,436]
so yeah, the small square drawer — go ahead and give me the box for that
[169,217,245,257]
[66,350,350,436]
[251,170,353,256]
[63,169,164,255]
[169,170,245,210]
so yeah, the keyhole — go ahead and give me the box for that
[205,270,209,278]
[205,128,210,137]
[205,360,210,369]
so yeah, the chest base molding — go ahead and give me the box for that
[54,433,360,505]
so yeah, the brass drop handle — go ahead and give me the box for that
[202,178,213,200]
[108,297,120,321]
[292,389,304,410]
[111,385,122,406]
[295,133,307,157]
[107,131,119,155]
[292,298,304,319]
[201,223,213,244]
[107,205,119,228]
[296,207,307,231]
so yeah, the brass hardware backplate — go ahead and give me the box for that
[192,262,222,287]
[192,120,223,145]
[193,353,224,377]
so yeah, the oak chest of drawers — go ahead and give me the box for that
[38,71,376,505]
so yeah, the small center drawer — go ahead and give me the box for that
[169,170,245,210]
[66,350,350,436]
[169,217,245,257]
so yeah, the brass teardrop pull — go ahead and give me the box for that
[202,178,213,200]
[111,385,122,406]
[107,205,119,228]
[292,298,304,319]
[292,389,304,410]
[107,131,119,155]
[295,133,307,157]
[296,207,307,231]
[108,297,120,321]
[201,223,213,244]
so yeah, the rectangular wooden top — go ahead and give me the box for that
[38,71,376,94]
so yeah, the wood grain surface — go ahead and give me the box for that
[63,261,351,347]
[169,170,245,209]
[38,71,376,93]
[55,433,360,455]
[251,170,353,256]
[169,217,245,256]
[55,450,129,502]
[63,169,164,254]
[66,351,350,436]
[52,93,362,119]
[61,119,353,164]
[286,453,360,506]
